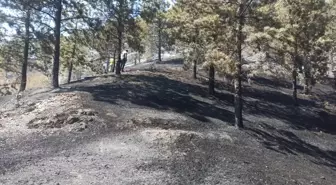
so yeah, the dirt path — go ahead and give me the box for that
[1,67,336,185]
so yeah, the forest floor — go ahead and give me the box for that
[1,59,336,185]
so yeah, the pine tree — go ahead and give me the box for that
[142,0,170,62]
[168,1,252,127]
[28,0,89,88]
[250,0,332,104]
[127,17,148,65]
[166,1,206,79]
[87,0,139,75]
[0,0,36,91]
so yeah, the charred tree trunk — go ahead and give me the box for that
[292,43,299,106]
[67,43,76,84]
[303,71,311,95]
[135,52,139,65]
[112,49,116,72]
[52,0,62,88]
[234,2,244,129]
[67,62,73,84]
[158,31,162,62]
[209,64,215,95]
[331,52,336,87]
[193,60,197,79]
[105,58,110,74]
[158,19,162,62]
[292,69,298,105]
[19,9,30,92]
[115,1,124,75]
[116,32,122,75]
[115,19,124,74]
[302,54,311,95]
[193,28,199,80]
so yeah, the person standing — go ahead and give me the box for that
[121,50,128,72]
[109,58,114,72]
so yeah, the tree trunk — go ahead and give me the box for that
[19,9,30,92]
[303,72,310,95]
[158,19,162,62]
[292,69,298,105]
[302,54,311,94]
[105,44,110,73]
[138,52,141,64]
[209,64,215,95]
[193,28,199,80]
[234,2,244,129]
[115,2,124,75]
[105,58,110,74]
[116,32,122,75]
[331,52,336,87]
[112,49,116,72]
[67,43,76,84]
[158,36,162,62]
[193,60,197,79]
[52,0,62,88]
[67,62,73,84]
[292,41,299,106]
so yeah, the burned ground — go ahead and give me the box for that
[1,62,336,185]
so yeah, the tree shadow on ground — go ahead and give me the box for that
[195,71,336,134]
[156,58,184,65]
[64,72,336,134]
[324,92,336,105]
[54,72,336,178]
[197,74,336,133]
[243,86,336,134]
[63,74,235,127]
[198,73,299,91]
[312,83,336,105]
[250,76,298,90]
[198,76,234,93]
[244,86,315,107]
[198,75,308,106]
[247,123,336,169]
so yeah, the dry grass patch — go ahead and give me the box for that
[27,73,49,89]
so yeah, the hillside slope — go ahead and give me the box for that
[1,62,336,185]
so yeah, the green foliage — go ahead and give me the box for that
[168,0,245,75]
[1,0,335,89]
[141,0,171,60]
[0,38,24,74]
[127,18,148,54]
[248,0,332,83]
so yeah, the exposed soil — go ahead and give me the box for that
[0,61,336,185]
